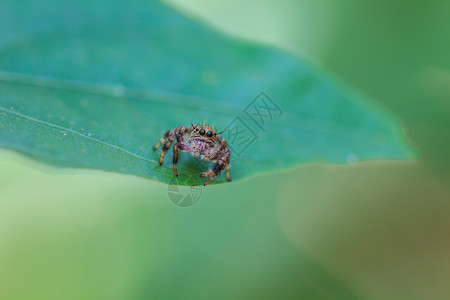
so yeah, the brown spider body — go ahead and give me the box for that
[153,124,231,186]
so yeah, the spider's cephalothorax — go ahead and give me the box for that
[153,124,231,186]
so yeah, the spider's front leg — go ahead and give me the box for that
[199,149,230,186]
[153,126,186,165]
[173,143,191,177]
[152,130,170,151]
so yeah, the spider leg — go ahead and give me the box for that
[173,143,191,177]
[199,171,217,186]
[152,130,170,150]
[154,126,187,165]
[226,164,231,181]
[199,140,230,185]
[159,134,175,165]
[199,157,228,186]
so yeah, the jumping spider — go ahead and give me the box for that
[153,124,231,186]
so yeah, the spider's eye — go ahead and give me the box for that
[206,131,213,137]
[199,129,205,135]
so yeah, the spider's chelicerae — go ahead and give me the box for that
[153,124,231,186]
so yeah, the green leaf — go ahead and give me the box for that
[0,0,414,186]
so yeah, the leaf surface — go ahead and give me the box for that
[0,0,414,185]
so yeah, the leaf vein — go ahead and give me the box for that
[0,105,158,165]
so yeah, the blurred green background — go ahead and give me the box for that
[1,1,449,299]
